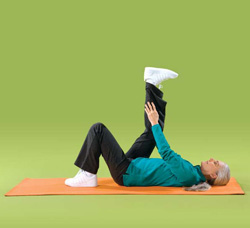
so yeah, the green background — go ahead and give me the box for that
[1,0,249,227]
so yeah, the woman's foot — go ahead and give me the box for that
[144,67,178,88]
[65,170,98,187]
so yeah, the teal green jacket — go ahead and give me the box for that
[123,124,206,187]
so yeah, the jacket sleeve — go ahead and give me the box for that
[151,124,183,165]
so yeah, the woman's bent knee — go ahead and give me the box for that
[90,122,106,132]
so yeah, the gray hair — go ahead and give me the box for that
[184,163,230,191]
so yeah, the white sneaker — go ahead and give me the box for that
[65,171,98,187]
[144,67,178,88]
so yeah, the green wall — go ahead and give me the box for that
[1,0,249,227]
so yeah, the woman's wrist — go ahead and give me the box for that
[151,122,158,126]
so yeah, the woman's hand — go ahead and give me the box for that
[145,101,159,126]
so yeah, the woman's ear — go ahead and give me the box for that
[210,173,218,179]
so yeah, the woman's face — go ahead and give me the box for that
[201,158,225,179]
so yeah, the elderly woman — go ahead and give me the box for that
[65,67,230,191]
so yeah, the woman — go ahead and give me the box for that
[65,67,230,191]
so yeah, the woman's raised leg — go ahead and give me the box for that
[125,82,167,159]
[74,122,131,186]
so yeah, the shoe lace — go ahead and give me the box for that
[74,169,83,178]
[74,173,87,184]
[73,171,96,184]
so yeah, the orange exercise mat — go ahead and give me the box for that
[5,177,244,196]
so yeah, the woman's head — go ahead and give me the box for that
[200,158,225,179]
[206,159,230,186]
[184,158,230,191]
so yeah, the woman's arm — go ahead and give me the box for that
[145,102,182,164]
[151,124,181,163]
[145,102,197,184]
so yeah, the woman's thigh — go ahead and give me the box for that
[125,129,156,159]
